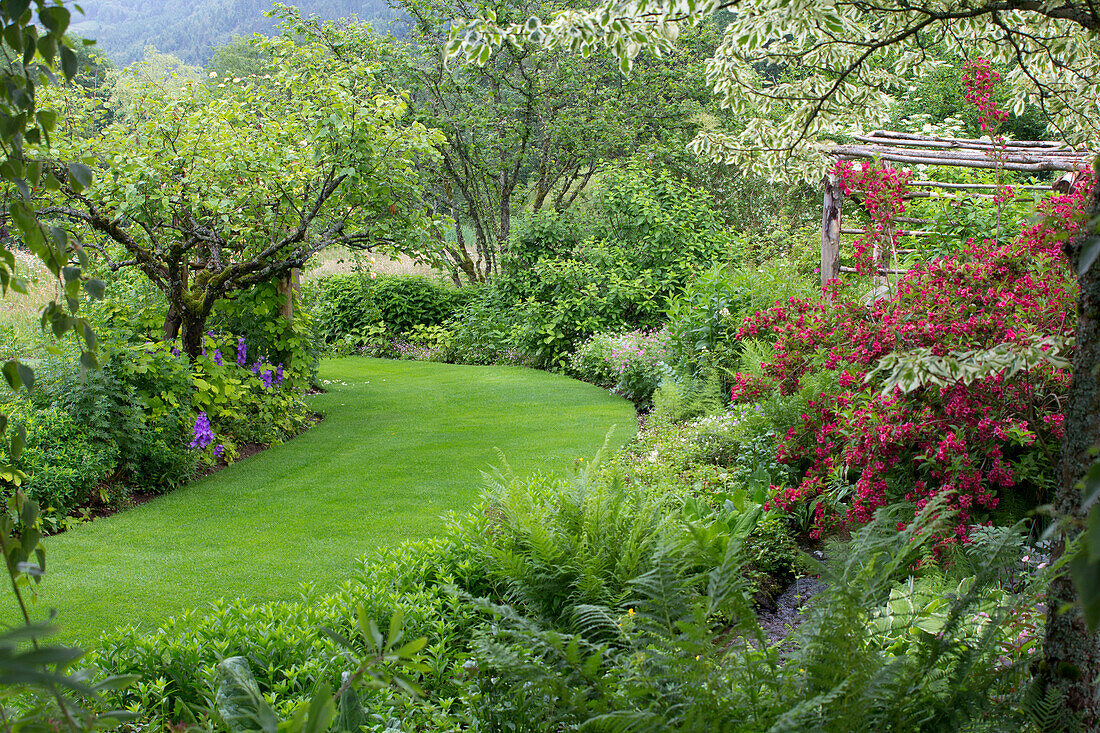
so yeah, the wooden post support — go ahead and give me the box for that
[821,174,843,288]
[277,267,300,322]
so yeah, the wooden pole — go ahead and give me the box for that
[821,174,843,288]
[277,267,299,322]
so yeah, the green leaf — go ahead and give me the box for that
[1087,507,1100,563]
[37,6,69,34]
[67,162,93,192]
[83,278,105,300]
[36,34,56,64]
[3,0,30,19]
[214,657,279,733]
[386,608,404,651]
[16,362,32,392]
[10,424,25,461]
[300,685,335,733]
[394,636,427,658]
[59,45,77,80]
[1071,546,1100,630]
[82,323,96,351]
[2,360,22,391]
[2,23,21,53]
[335,673,368,733]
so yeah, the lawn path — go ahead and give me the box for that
[15,358,636,644]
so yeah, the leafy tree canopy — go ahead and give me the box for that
[36,24,444,359]
[446,0,1100,180]
[286,1,717,284]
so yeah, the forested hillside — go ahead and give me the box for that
[70,0,402,65]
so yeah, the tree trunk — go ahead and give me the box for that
[180,310,208,362]
[163,304,182,340]
[451,218,481,285]
[821,174,843,289]
[277,268,299,321]
[1042,177,1100,728]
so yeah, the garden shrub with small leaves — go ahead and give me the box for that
[91,538,486,731]
[304,273,470,349]
[0,401,118,521]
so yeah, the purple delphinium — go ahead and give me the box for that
[190,412,215,450]
[261,368,274,389]
[214,444,224,458]
[275,363,284,386]
[213,348,223,366]
[237,337,247,367]
[171,345,181,357]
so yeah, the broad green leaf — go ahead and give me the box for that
[214,657,279,733]
[67,162,93,192]
[10,424,25,461]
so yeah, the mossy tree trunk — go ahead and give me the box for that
[1042,178,1100,728]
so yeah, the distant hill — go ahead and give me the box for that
[70,0,405,66]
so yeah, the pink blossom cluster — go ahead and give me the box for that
[961,59,1009,132]
[733,169,1093,542]
[834,161,912,275]
[607,328,670,376]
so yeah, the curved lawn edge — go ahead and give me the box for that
[12,358,637,644]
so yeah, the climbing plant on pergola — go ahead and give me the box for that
[820,130,1093,288]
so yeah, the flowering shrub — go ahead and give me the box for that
[834,161,913,276]
[191,332,309,459]
[732,173,1092,541]
[960,59,1009,133]
[570,328,672,409]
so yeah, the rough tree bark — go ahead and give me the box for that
[1042,172,1100,727]
[820,174,843,289]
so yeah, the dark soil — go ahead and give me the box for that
[756,576,827,644]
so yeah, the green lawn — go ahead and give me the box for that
[14,358,635,645]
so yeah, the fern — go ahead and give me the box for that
[460,461,1046,732]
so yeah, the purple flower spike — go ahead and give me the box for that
[261,369,273,389]
[213,349,223,366]
[190,412,215,450]
[276,363,284,386]
[237,337,247,367]
[214,444,224,457]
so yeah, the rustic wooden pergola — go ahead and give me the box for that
[820,130,1094,288]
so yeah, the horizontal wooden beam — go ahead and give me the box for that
[864,130,1084,150]
[835,146,1088,172]
[840,265,910,275]
[908,180,1054,191]
[841,228,935,237]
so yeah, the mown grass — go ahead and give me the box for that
[13,358,636,645]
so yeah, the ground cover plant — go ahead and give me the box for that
[6,358,635,644]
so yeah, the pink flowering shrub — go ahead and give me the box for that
[834,161,912,275]
[961,59,1009,133]
[732,168,1092,542]
[570,328,671,408]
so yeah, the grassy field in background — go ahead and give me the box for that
[13,358,636,645]
[303,248,443,281]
